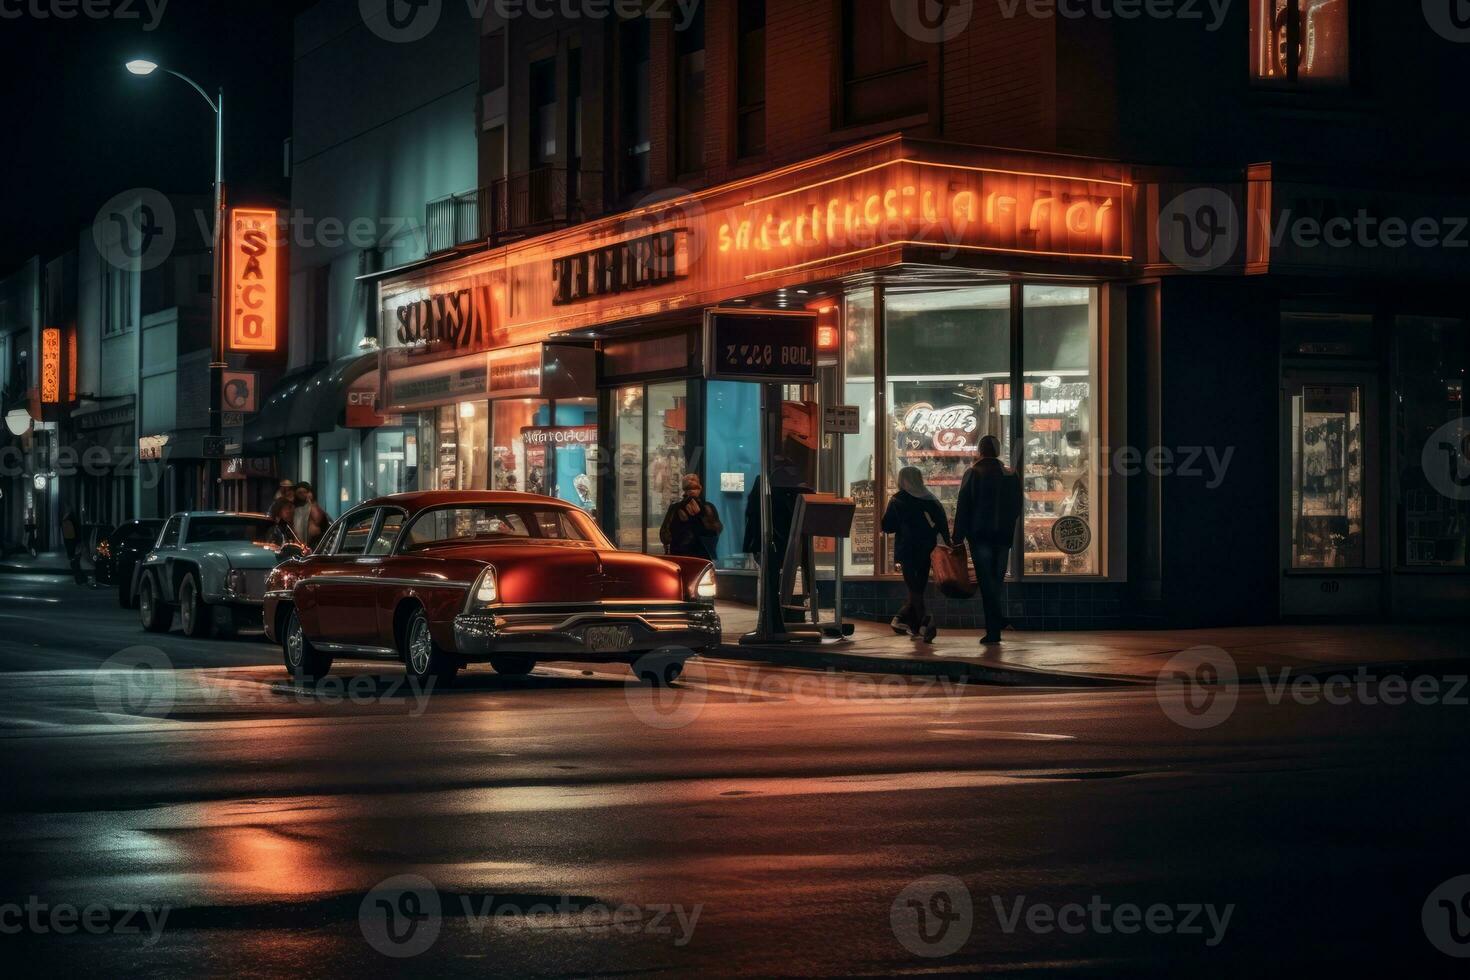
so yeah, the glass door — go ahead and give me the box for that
[1281,371,1380,615]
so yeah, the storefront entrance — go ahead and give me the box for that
[1280,369,1382,616]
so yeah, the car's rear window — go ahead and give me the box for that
[186,517,293,546]
[401,506,605,551]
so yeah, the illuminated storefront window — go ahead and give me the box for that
[884,286,1012,567]
[850,282,1103,579]
[1251,0,1350,86]
[1019,286,1098,575]
[843,289,877,575]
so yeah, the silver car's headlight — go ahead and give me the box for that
[467,565,499,610]
[226,569,247,596]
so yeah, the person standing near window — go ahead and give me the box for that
[882,466,950,642]
[954,435,1023,643]
[660,474,723,561]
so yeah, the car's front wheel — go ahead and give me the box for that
[282,606,332,681]
[137,573,172,633]
[178,573,213,639]
[402,608,458,686]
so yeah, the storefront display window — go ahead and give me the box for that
[490,399,548,494]
[613,386,645,550]
[455,401,490,490]
[1395,316,1468,568]
[645,382,689,554]
[368,428,416,498]
[543,398,599,516]
[884,286,1011,568]
[705,381,760,569]
[1291,384,1364,568]
[1019,286,1098,575]
[843,289,877,575]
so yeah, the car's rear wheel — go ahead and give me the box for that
[635,654,686,687]
[489,656,536,677]
[402,608,458,686]
[138,573,172,633]
[178,573,213,639]
[283,606,332,681]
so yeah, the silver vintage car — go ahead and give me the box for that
[135,512,305,638]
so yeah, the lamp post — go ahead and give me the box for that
[126,59,225,509]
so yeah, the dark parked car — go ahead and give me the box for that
[93,519,164,607]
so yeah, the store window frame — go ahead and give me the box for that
[602,378,703,555]
[845,279,1112,582]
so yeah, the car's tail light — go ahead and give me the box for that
[96,540,111,560]
[470,565,499,608]
[692,566,717,601]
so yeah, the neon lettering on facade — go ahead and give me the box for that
[715,159,1128,266]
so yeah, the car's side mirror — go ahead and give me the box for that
[278,543,308,562]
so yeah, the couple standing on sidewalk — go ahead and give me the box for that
[881,434,1023,645]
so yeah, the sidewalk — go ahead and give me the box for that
[0,551,80,577]
[714,601,1468,686]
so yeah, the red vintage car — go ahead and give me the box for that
[262,490,721,686]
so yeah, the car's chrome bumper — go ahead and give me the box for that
[453,603,721,661]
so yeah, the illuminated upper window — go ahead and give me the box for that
[1251,0,1350,86]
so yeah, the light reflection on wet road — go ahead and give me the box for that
[1,577,1467,977]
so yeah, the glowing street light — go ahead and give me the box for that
[126,58,226,507]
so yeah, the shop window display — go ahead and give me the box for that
[1291,384,1364,569]
[1019,286,1098,575]
[843,289,877,575]
[883,286,1011,570]
[491,399,549,495]
[613,386,645,550]
[705,381,761,569]
[645,382,689,555]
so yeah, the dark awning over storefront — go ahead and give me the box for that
[245,352,378,449]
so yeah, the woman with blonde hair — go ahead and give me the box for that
[881,466,951,642]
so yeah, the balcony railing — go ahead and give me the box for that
[485,168,605,243]
[426,169,605,255]
[425,189,481,255]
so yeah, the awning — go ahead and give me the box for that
[244,352,379,448]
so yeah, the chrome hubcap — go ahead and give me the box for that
[286,618,303,668]
[139,583,152,621]
[409,620,431,674]
[180,585,193,631]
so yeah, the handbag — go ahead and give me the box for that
[931,542,976,599]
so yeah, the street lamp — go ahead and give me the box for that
[126,58,225,508]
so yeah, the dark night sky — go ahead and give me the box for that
[0,0,317,275]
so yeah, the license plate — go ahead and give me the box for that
[583,625,633,652]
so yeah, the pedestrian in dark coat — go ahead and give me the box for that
[953,435,1024,643]
[660,474,723,560]
[882,466,951,641]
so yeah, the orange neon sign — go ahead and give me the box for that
[40,328,61,404]
[715,159,1128,266]
[227,208,280,353]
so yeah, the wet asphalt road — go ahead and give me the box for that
[1,575,1468,977]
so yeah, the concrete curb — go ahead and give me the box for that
[714,642,1145,687]
[0,564,77,577]
[715,644,1470,689]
